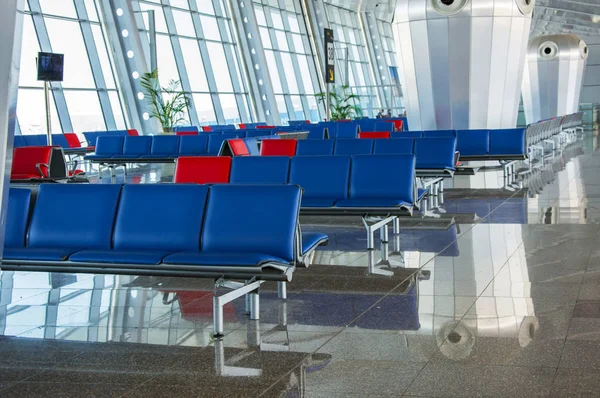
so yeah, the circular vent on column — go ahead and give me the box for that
[431,0,469,15]
[538,41,558,60]
[515,0,535,15]
[580,40,589,59]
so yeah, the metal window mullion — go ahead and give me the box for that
[229,0,279,125]
[73,0,116,130]
[161,0,200,126]
[28,0,73,133]
[203,0,250,123]
[277,2,311,120]
[188,1,225,124]
[262,6,294,120]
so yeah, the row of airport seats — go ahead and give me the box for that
[85,134,253,161]
[4,184,328,336]
[258,138,457,176]
[173,155,424,212]
[82,130,138,149]
[14,134,82,149]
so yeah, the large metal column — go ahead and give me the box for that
[392,0,534,130]
[522,34,588,123]
[0,0,24,258]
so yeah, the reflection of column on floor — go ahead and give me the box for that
[0,271,14,336]
[422,224,536,359]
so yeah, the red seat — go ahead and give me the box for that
[228,139,250,156]
[174,156,231,184]
[359,132,391,139]
[202,126,212,132]
[176,131,198,136]
[11,146,53,180]
[260,139,297,156]
[385,119,404,131]
[257,125,275,129]
[238,124,246,129]
[127,129,139,136]
[63,133,82,148]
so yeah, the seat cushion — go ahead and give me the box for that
[5,188,32,248]
[69,250,170,265]
[3,248,77,261]
[163,252,290,266]
[418,189,428,201]
[335,199,412,208]
[301,232,329,255]
[301,198,338,207]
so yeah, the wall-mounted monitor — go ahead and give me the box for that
[37,52,64,82]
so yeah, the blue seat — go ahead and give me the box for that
[208,133,238,155]
[230,156,290,184]
[5,188,31,249]
[336,155,415,208]
[24,135,46,146]
[70,184,209,265]
[83,132,102,147]
[148,136,180,158]
[174,126,199,133]
[336,123,359,139]
[334,139,374,156]
[418,189,428,201]
[374,122,395,132]
[392,132,422,139]
[51,134,69,148]
[289,156,351,207]
[12,184,122,260]
[163,184,302,265]
[301,232,329,255]
[357,120,376,133]
[210,124,236,131]
[296,140,334,156]
[414,138,457,171]
[423,130,456,138]
[246,130,271,138]
[120,136,152,158]
[85,136,124,160]
[179,135,208,157]
[489,128,526,156]
[306,125,327,140]
[373,138,414,155]
[456,129,490,156]
[13,136,26,147]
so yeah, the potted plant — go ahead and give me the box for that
[315,85,363,121]
[140,69,192,133]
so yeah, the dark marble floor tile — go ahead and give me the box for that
[567,317,600,341]
[550,368,600,397]
[573,300,600,318]
[405,363,555,397]
[0,382,131,398]
[559,340,600,369]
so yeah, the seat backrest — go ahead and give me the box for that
[208,133,238,155]
[246,130,271,138]
[202,184,301,262]
[176,131,198,136]
[289,156,351,200]
[13,136,26,147]
[28,184,122,250]
[385,119,404,131]
[174,156,231,184]
[113,185,209,252]
[64,133,82,148]
[201,126,212,132]
[306,125,327,140]
[95,136,124,156]
[334,139,374,156]
[295,139,335,156]
[227,139,250,156]
[83,132,101,147]
[51,134,69,148]
[414,138,457,170]
[123,136,152,156]
[456,129,490,156]
[230,156,290,184]
[5,188,32,248]
[422,130,456,138]
[238,123,246,129]
[174,126,199,133]
[179,135,208,155]
[11,146,53,178]
[489,128,526,156]
[349,155,415,204]
[24,135,46,146]
[373,138,414,155]
[260,139,297,156]
[127,129,140,136]
[374,122,395,132]
[359,132,390,139]
[336,123,359,139]
[151,135,180,156]
[392,131,422,139]
[210,124,236,131]
[357,120,376,133]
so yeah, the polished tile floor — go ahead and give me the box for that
[3,133,600,396]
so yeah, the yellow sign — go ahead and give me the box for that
[329,69,334,81]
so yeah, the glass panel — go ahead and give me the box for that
[17,88,62,135]
[193,94,217,125]
[39,0,77,18]
[206,42,233,92]
[200,15,221,41]
[179,38,209,92]
[219,94,240,124]
[64,90,107,132]
[109,91,126,130]
[172,9,196,37]
[19,16,42,88]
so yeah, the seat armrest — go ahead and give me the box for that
[35,163,49,178]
